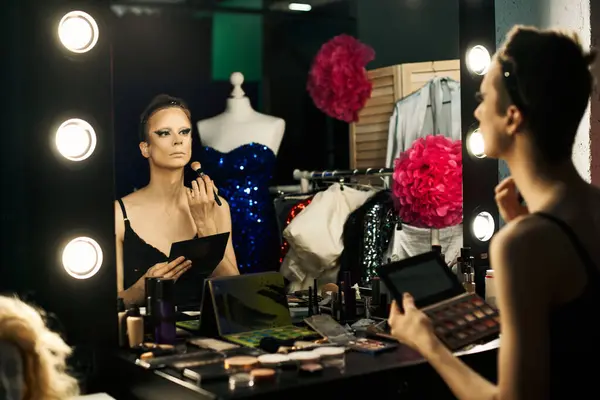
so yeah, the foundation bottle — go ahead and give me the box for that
[126,306,144,348]
[117,298,127,348]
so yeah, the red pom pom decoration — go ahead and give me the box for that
[307,34,375,123]
[392,135,463,229]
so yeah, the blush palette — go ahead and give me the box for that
[423,292,499,351]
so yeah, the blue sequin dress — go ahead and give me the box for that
[201,142,280,273]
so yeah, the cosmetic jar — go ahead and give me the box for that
[228,373,254,390]
[257,353,290,368]
[224,356,259,373]
[312,346,345,367]
[287,351,320,364]
[250,368,277,383]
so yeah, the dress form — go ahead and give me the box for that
[197,72,285,155]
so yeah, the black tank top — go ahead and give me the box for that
[117,198,170,289]
[535,212,600,398]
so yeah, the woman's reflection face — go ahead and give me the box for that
[141,107,192,168]
[474,59,512,159]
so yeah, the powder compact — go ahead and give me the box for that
[378,250,500,351]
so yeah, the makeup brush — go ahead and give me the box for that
[190,161,222,206]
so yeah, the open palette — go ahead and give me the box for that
[378,251,500,351]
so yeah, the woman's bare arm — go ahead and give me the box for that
[414,218,554,400]
[115,201,144,307]
[213,197,239,276]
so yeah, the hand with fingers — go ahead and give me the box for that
[495,176,529,223]
[132,256,192,292]
[186,173,219,236]
[388,293,438,353]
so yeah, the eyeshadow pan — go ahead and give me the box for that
[464,313,476,322]
[482,306,494,315]
[473,310,485,318]
[456,318,466,326]
[484,319,497,328]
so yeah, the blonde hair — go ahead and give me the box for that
[0,295,80,400]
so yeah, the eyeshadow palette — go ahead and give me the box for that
[377,251,500,351]
[423,292,500,351]
[223,325,318,348]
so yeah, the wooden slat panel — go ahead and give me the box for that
[357,140,387,151]
[371,86,394,97]
[368,66,394,79]
[364,95,395,108]
[355,123,389,134]
[357,113,390,124]
[357,149,387,160]
[359,104,394,117]
[371,76,394,88]
[355,131,387,143]
[356,159,387,168]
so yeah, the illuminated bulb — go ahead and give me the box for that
[468,128,486,158]
[55,118,97,162]
[466,45,491,75]
[289,3,312,11]
[472,211,495,242]
[58,11,99,53]
[62,237,103,279]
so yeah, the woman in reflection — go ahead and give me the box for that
[115,94,239,307]
[388,25,600,399]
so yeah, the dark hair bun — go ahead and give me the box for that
[583,49,597,66]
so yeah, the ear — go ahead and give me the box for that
[139,142,150,159]
[505,105,524,136]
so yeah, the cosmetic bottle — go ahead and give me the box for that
[462,267,476,294]
[154,278,176,345]
[126,306,144,348]
[117,298,127,348]
[485,270,497,308]
[308,287,314,317]
[453,257,465,283]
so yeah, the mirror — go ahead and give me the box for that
[110,0,479,303]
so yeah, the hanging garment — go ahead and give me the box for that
[339,189,399,286]
[385,77,461,167]
[280,183,375,292]
[384,223,463,267]
[277,197,314,264]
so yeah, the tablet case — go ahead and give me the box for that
[168,232,230,306]
[377,250,465,312]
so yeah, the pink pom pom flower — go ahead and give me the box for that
[392,135,463,229]
[307,34,375,123]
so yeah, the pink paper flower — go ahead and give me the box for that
[392,135,463,229]
[307,34,375,123]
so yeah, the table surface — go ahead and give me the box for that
[115,338,499,399]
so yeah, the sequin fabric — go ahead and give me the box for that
[341,190,398,285]
[279,197,313,264]
[362,202,398,282]
[201,142,280,273]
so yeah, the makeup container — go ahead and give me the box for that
[126,306,144,348]
[224,356,259,373]
[312,346,345,368]
[485,270,497,308]
[250,368,277,383]
[342,272,356,321]
[228,373,254,390]
[117,298,127,348]
[462,266,476,294]
[257,353,290,368]
[287,351,320,365]
[299,363,323,376]
[153,278,176,345]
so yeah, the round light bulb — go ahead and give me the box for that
[58,11,99,53]
[472,211,495,242]
[466,45,491,75]
[468,128,486,158]
[62,236,103,279]
[55,118,97,162]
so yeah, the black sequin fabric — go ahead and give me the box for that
[340,190,399,285]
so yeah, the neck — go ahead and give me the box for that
[146,164,186,204]
[225,97,254,117]
[504,141,585,212]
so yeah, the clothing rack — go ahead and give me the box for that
[293,168,393,192]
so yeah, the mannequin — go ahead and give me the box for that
[197,72,285,273]
[197,72,285,154]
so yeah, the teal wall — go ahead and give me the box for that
[211,0,263,82]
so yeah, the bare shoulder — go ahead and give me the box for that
[491,215,570,277]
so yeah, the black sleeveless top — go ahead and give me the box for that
[117,198,170,289]
[535,212,600,398]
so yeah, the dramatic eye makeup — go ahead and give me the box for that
[179,128,191,135]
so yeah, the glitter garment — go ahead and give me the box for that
[201,142,280,273]
[278,197,313,264]
[340,190,399,285]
